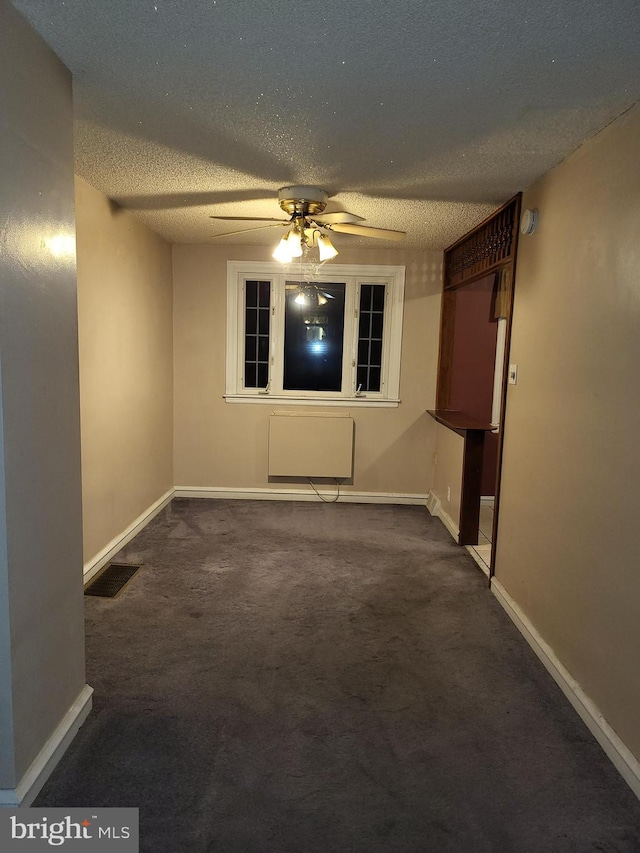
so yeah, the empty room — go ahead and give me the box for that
[1,1,640,850]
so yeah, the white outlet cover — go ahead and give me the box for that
[508,364,518,384]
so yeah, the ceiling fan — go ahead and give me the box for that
[209,185,406,262]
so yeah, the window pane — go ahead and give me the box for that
[360,284,373,310]
[246,280,258,308]
[372,286,385,311]
[357,284,386,392]
[258,308,269,334]
[283,282,345,392]
[371,311,384,339]
[368,366,381,392]
[358,339,370,364]
[244,280,270,389]
[258,280,270,307]
[258,334,269,361]
[245,336,257,361]
[370,338,382,367]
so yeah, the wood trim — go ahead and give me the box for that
[444,193,521,254]
[443,193,521,290]
[427,409,494,433]
[489,195,522,575]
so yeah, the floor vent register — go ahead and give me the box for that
[84,563,140,598]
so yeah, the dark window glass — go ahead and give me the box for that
[283,282,345,392]
[245,336,257,361]
[368,366,381,391]
[372,286,385,311]
[259,280,270,307]
[258,335,269,361]
[246,281,258,307]
[258,309,269,334]
[370,338,383,365]
[356,283,385,392]
[371,311,384,339]
[244,280,270,388]
[245,311,257,335]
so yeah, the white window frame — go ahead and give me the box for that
[225,261,405,408]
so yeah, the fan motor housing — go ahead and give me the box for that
[278,185,328,216]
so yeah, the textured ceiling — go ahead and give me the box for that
[11,0,640,249]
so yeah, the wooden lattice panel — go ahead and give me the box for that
[444,196,520,289]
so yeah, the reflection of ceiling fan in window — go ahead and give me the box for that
[210,185,406,262]
[290,282,335,305]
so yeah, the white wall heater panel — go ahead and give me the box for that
[268,415,354,478]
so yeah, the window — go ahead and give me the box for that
[283,281,346,392]
[226,261,405,407]
[243,279,271,388]
[357,284,386,392]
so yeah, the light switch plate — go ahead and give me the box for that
[508,364,518,385]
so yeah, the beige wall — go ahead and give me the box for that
[173,245,441,497]
[76,178,173,564]
[433,423,464,531]
[495,105,640,762]
[0,0,86,787]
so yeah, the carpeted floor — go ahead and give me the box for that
[35,499,640,851]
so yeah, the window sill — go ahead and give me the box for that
[224,394,400,408]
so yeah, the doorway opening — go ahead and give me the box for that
[429,194,521,576]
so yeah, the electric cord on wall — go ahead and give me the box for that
[308,478,341,503]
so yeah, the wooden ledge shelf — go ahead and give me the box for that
[427,409,494,435]
[427,409,492,547]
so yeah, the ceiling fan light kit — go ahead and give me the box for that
[209,185,406,263]
[317,233,339,261]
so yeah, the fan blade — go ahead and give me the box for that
[210,216,288,222]
[312,211,365,224]
[329,223,406,241]
[210,223,285,239]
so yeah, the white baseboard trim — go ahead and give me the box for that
[465,546,490,577]
[83,489,174,583]
[491,578,640,801]
[174,486,428,506]
[437,507,459,543]
[0,684,93,808]
[426,491,459,542]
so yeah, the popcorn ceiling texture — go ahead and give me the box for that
[13,0,640,248]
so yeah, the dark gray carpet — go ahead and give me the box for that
[36,499,640,851]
